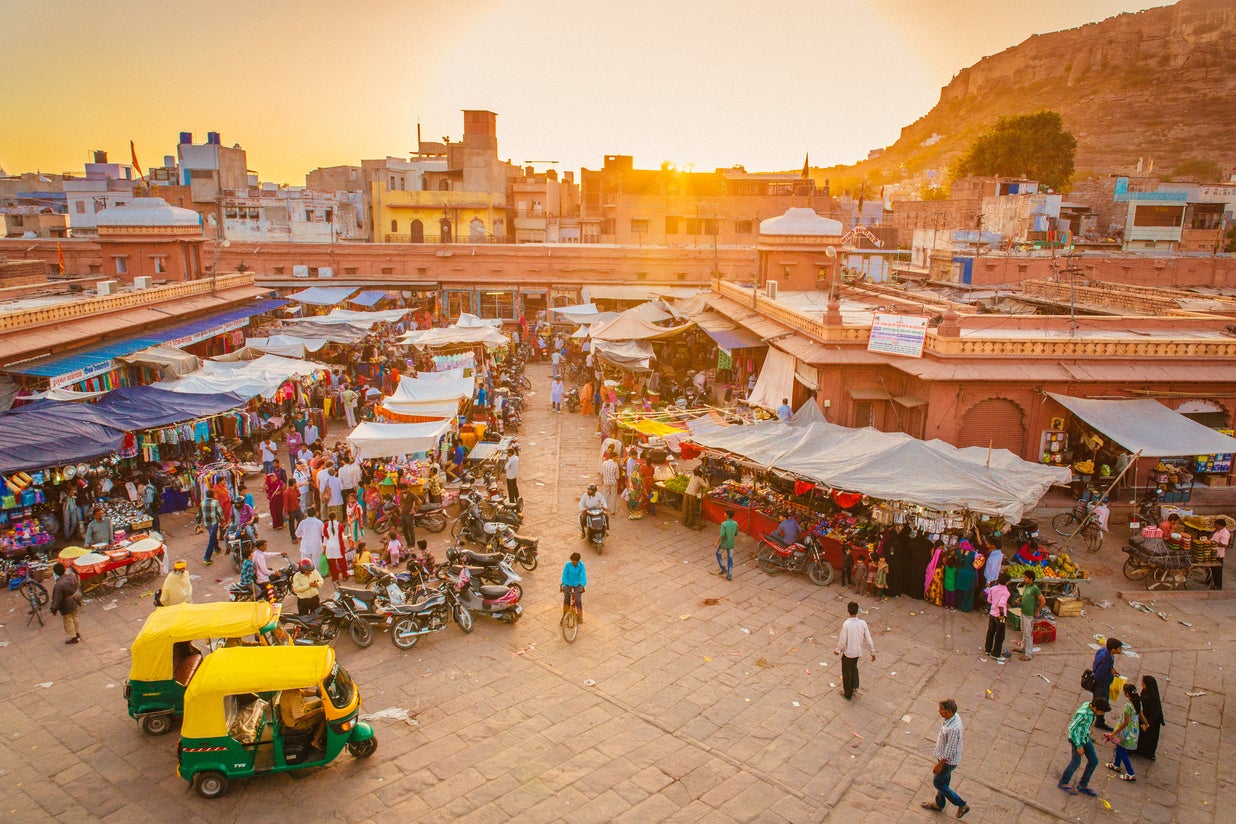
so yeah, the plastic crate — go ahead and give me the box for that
[1032,620,1057,644]
[1007,612,1022,632]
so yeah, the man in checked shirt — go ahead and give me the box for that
[922,698,970,819]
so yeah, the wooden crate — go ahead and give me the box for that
[1050,596,1083,617]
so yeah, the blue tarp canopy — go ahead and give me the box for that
[287,286,356,306]
[2,299,288,380]
[0,386,247,472]
[700,325,765,351]
[348,290,388,308]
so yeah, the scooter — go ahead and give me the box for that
[442,566,522,624]
[583,507,608,554]
[755,533,834,586]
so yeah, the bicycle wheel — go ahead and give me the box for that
[1123,558,1150,581]
[423,512,447,533]
[80,573,105,596]
[129,558,160,585]
[562,610,579,643]
[1082,524,1103,554]
[19,580,49,608]
[1187,566,1212,587]
[1051,512,1077,536]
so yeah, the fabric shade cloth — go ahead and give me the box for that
[550,303,618,325]
[272,321,372,344]
[160,354,323,399]
[399,326,509,348]
[286,286,357,306]
[389,375,474,403]
[283,307,409,327]
[453,313,502,328]
[1046,393,1236,457]
[620,419,686,437]
[348,290,389,308]
[376,400,461,422]
[347,420,453,460]
[592,339,654,371]
[117,345,203,378]
[588,309,692,342]
[690,407,1070,521]
[747,346,796,412]
[415,367,466,381]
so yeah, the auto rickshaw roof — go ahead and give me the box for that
[181,646,338,739]
[129,602,279,682]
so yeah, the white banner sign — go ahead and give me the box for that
[867,313,928,359]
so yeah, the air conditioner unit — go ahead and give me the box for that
[133,276,153,289]
[292,265,309,278]
[765,280,778,300]
[319,266,334,278]
[96,280,118,296]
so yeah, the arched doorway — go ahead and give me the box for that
[409,219,424,243]
[439,218,452,244]
[469,217,485,242]
[957,397,1027,456]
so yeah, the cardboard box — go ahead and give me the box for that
[1204,475,1229,487]
[1050,596,1083,617]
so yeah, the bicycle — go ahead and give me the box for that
[561,590,582,643]
[4,558,50,626]
[1052,500,1104,553]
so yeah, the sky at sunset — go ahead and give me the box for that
[1,0,1169,184]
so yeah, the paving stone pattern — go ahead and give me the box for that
[1,363,1232,822]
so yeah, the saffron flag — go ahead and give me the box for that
[801,153,809,180]
[57,242,64,274]
[129,140,144,178]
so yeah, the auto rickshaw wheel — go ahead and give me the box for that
[192,771,229,799]
[348,738,378,758]
[139,713,173,736]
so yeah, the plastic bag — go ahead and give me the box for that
[317,553,330,577]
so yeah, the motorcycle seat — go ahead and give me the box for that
[513,534,537,547]
[461,550,503,565]
[417,503,440,513]
[406,593,445,611]
[478,585,510,599]
[338,587,376,603]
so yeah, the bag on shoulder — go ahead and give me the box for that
[1081,668,1096,692]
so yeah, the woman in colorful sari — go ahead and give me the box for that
[265,472,286,531]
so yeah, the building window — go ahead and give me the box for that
[273,267,285,275]
[677,272,687,281]
[630,219,649,234]
[493,218,504,237]
[854,401,874,428]
[635,272,647,281]
[390,219,398,232]
[703,219,719,235]
[114,257,128,275]
[665,216,680,234]
[416,267,428,278]
[446,290,473,317]
[439,180,450,192]
[305,210,313,222]
[381,267,394,275]
[75,201,86,214]
[735,220,753,234]
[1133,205,1184,228]
[479,290,515,320]
[153,257,166,273]
[88,264,101,275]
[469,217,485,242]
[344,267,358,275]
[684,218,700,234]
[410,219,424,243]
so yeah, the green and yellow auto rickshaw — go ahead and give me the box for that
[125,601,283,736]
[177,645,375,798]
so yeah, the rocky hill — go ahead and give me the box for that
[828,0,1236,189]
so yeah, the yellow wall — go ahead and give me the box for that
[372,183,508,243]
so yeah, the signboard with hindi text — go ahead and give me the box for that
[867,313,928,358]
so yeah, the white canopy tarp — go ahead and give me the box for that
[377,398,463,420]
[747,346,796,412]
[691,417,1069,521]
[454,313,502,328]
[245,335,332,357]
[592,339,654,370]
[287,286,356,306]
[389,375,474,403]
[161,354,323,400]
[282,307,409,327]
[347,420,452,460]
[415,367,466,381]
[117,345,203,378]
[1047,393,1236,457]
[631,301,673,324]
[399,326,509,348]
[588,308,692,342]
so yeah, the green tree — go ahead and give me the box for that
[953,110,1077,191]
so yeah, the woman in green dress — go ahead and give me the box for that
[955,539,977,613]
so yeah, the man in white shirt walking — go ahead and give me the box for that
[922,698,969,818]
[303,420,320,447]
[834,601,876,700]
[338,458,361,502]
[259,438,278,474]
[295,507,325,571]
[504,447,520,503]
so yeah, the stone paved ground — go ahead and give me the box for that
[1,363,1233,823]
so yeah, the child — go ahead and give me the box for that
[345,492,364,543]
[238,546,256,600]
[363,484,381,528]
[841,544,854,589]
[1104,683,1140,781]
[353,541,372,584]
[416,539,435,575]
[852,551,868,595]
[385,531,403,567]
[865,552,878,597]
[875,556,890,600]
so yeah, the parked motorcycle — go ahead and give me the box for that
[373,500,449,535]
[387,582,473,650]
[452,502,521,545]
[279,593,370,647]
[756,533,834,585]
[487,523,539,571]
[441,567,522,624]
[583,507,608,554]
[564,388,581,413]
[444,544,524,598]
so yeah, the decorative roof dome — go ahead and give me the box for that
[759,207,842,237]
[97,197,202,229]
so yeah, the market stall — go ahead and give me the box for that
[346,420,454,461]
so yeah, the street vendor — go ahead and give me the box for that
[83,506,115,548]
[1014,537,1049,566]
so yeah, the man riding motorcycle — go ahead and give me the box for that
[766,515,800,549]
[579,484,608,538]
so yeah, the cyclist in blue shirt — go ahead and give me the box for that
[561,552,587,624]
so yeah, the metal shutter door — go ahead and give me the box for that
[957,398,1027,456]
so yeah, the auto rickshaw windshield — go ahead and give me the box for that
[323,663,355,710]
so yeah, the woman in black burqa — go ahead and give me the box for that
[1134,674,1165,760]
